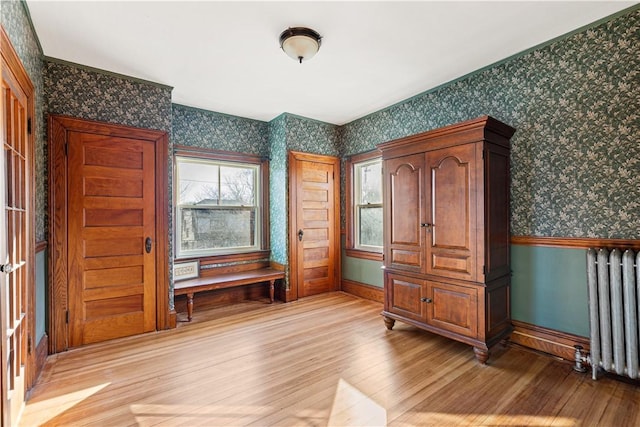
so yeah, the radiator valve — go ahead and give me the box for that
[573,345,589,373]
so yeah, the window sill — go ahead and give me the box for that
[176,250,271,265]
[345,248,383,262]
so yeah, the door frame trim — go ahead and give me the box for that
[287,151,341,301]
[1,25,36,423]
[48,115,170,353]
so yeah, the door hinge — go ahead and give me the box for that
[27,117,32,135]
[483,265,487,275]
[65,310,69,323]
[64,143,68,156]
[27,335,32,355]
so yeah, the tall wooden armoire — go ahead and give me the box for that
[377,116,515,363]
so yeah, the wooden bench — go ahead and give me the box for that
[174,268,285,321]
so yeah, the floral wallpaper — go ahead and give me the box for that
[2,0,46,241]
[284,114,340,156]
[268,114,288,266]
[172,104,269,156]
[44,60,172,133]
[341,8,639,239]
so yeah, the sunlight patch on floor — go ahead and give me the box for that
[19,382,110,426]
[328,378,387,426]
[401,412,578,426]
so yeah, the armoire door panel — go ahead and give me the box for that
[385,153,425,272]
[427,280,478,338]
[386,273,426,323]
[425,144,477,281]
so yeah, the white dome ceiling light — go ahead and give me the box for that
[279,27,322,64]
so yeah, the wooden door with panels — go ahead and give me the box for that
[49,115,170,352]
[288,151,340,299]
[1,27,35,427]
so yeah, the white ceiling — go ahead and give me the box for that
[27,1,637,125]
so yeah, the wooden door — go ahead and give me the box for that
[383,153,426,273]
[67,132,156,347]
[49,116,170,353]
[1,27,34,427]
[289,152,340,299]
[425,144,477,281]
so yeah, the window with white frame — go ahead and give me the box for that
[353,157,383,252]
[176,155,261,258]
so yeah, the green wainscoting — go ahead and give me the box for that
[511,244,589,337]
[35,249,47,343]
[341,244,591,338]
[341,251,384,288]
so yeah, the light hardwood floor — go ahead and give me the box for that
[21,292,640,426]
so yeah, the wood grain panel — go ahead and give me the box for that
[84,238,143,257]
[84,209,143,227]
[84,177,143,198]
[84,266,144,288]
[83,143,143,169]
[85,295,144,319]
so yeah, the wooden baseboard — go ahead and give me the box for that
[167,310,177,329]
[509,320,589,361]
[341,279,384,304]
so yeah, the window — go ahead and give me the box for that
[175,149,266,259]
[346,151,383,260]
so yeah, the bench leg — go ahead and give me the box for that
[186,292,194,321]
[269,279,275,303]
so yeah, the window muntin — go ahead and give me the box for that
[354,158,383,252]
[176,156,260,258]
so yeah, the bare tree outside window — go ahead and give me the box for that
[176,157,260,257]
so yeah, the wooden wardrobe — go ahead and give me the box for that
[377,116,515,363]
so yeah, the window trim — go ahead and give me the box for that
[345,150,383,261]
[174,145,269,261]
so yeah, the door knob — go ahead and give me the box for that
[145,237,152,253]
[0,263,13,273]
[298,229,304,242]
[420,297,432,303]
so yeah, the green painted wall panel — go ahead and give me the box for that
[341,251,384,288]
[35,250,47,343]
[511,245,589,337]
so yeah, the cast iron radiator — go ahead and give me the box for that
[576,248,640,380]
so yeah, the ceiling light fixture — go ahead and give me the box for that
[279,27,322,64]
